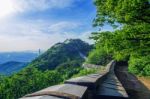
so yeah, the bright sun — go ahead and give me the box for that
[0,0,15,18]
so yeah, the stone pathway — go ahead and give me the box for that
[95,64,128,99]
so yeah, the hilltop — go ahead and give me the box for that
[28,39,93,70]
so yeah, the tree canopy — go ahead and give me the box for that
[94,0,150,26]
[88,0,150,76]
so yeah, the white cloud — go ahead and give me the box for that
[0,0,15,18]
[12,0,79,13]
[0,0,81,18]
[0,0,83,19]
[0,19,93,52]
[62,31,94,44]
[0,0,95,52]
[48,21,80,33]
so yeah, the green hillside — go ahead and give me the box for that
[0,39,93,99]
[29,39,92,70]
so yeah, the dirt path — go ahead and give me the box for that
[115,63,150,99]
[138,77,150,90]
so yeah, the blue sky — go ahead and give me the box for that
[0,0,112,52]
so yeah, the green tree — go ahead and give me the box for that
[89,0,150,75]
[94,0,150,26]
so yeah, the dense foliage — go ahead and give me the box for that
[128,55,150,76]
[93,0,150,26]
[0,62,98,99]
[87,46,111,65]
[0,65,81,99]
[88,0,150,76]
[0,39,93,99]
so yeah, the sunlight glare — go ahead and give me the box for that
[0,0,15,18]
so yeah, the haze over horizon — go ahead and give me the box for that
[0,0,113,52]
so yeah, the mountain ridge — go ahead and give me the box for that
[0,61,28,75]
[28,39,93,70]
[0,52,38,64]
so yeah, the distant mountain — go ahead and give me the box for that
[0,52,38,64]
[0,39,92,75]
[28,39,93,70]
[0,61,28,75]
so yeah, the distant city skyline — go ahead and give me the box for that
[0,0,113,52]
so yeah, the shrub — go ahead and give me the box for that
[73,68,97,77]
[86,49,111,65]
[128,55,150,76]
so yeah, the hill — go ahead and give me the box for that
[0,61,28,75]
[29,39,93,70]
